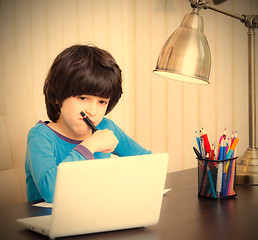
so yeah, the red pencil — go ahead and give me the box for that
[201,128,211,155]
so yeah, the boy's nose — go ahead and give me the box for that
[85,102,97,117]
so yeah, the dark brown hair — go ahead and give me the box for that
[43,45,123,122]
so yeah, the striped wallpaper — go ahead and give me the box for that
[0,0,257,172]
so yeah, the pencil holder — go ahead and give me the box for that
[197,158,237,199]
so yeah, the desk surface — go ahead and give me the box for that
[1,168,258,240]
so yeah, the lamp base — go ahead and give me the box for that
[236,148,258,185]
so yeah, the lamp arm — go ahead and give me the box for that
[189,0,258,28]
[202,1,245,21]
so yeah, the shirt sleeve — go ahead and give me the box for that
[73,145,94,159]
[99,118,152,157]
[26,127,93,203]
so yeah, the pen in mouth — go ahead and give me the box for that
[80,111,118,156]
[80,111,98,133]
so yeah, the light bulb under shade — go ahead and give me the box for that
[153,12,211,85]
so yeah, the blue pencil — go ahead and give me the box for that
[207,166,217,198]
[218,139,225,160]
[221,170,226,197]
[195,131,201,153]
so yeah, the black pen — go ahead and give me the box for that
[193,146,202,159]
[80,111,97,133]
[80,111,117,156]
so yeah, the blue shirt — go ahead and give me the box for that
[25,118,151,203]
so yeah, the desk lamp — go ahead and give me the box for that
[153,0,258,185]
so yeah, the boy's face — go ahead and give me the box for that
[57,95,110,140]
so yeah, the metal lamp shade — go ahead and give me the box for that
[153,12,211,84]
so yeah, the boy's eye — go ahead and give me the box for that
[99,100,108,105]
[78,96,87,101]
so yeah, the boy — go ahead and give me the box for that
[25,45,151,203]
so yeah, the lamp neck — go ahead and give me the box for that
[191,7,200,15]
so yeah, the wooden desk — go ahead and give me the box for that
[1,168,258,240]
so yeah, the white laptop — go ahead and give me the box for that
[17,153,169,239]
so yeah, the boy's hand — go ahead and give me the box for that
[81,129,118,154]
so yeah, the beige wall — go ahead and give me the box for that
[1,0,257,173]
